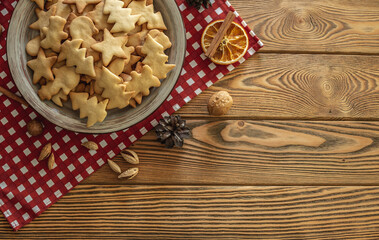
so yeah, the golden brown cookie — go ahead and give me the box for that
[27,49,57,84]
[96,67,134,109]
[86,2,112,30]
[91,29,128,66]
[41,16,69,52]
[107,6,140,33]
[103,0,124,14]
[69,16,100,61]
[26,36,41,57]
[38,66,80,100]
[126,65,160,97]
[58,39,96,77]
[108,59,126,76]
[51,90,68,107]
[141,34,175,79]
[63,0,101,14]
[128,0,167,30]
[51,0,71,19]
[70,92,109,127]
[149,29,172,50]
[29,6,57,36]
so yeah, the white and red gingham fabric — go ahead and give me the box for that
[0,0,262,230]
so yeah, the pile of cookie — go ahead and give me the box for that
[26,0,175,127]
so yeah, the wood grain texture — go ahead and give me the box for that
[1,186,379,239]
[1,0,379,237]
[177,54,379,120]
[230,0,379,54]
[83,120,379,185]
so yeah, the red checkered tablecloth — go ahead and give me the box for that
[0,0,262,230]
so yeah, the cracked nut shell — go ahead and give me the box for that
[27,119,44,136]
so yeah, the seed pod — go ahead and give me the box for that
[81,141,98,150]
[118,167,139,179]
[107,159,122,174]
[48,152,55,170]
[38,143,51,161]
[121,149,139,164]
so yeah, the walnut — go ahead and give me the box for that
[207,91,233,116]
[27,119,44,136]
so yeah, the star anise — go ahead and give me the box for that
[186,0,212,10]
[155,115,191,148]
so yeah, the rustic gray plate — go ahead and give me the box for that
[7,0,186,133]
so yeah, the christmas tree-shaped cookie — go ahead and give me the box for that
[96,67,134,110]
[58,39,96,77]
[142,34,175,79]
[70,92,109,127]
[128,0,167,30]
[126,65,161,97]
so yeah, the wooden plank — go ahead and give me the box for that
[84,120,379,185]
[1,186,379,239]
[230,0,379,54]
[177,54,379,120]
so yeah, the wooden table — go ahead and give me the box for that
[1,0,379,238]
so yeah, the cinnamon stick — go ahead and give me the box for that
[0,86,29,107]
[205,11,236,59]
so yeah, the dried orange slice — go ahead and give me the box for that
[201,20,248,65]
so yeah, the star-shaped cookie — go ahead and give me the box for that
[70,92,109,127]
[108,45,135,75]
[27,49,57,84]
[128,0,167,30]
[38,66,80,100]
[91,29,128,66]
[63,0,101,13]
[29,6,57,35]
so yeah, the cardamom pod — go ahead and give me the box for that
[38,143,51,161]
[118,167,139,179]
[107,159,121,174]
[82,141,98,150]
[48,152,55,170]
[121,149,139,164]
